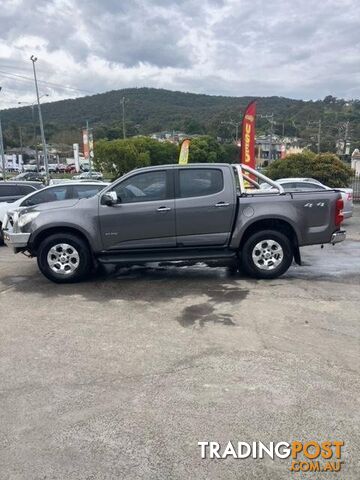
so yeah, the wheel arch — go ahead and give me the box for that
[239,218,301,265]
[30,226,93,256]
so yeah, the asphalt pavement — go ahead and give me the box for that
[0,207,359,479]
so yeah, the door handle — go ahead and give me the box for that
[215,202,230,207]
[157,206,171,212]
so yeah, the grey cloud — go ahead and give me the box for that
[0,0,360,107]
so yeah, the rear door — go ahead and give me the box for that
[99,169,176,250]
[174,166,236,246]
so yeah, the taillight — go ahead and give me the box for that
[347,192,352,201]
[335,198,344,226]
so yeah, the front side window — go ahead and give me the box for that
[179,169,224,198]
[114,171,167,203]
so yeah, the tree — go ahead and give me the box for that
[265,151,353,187]
[131,136,178,165]
[188,136,223,163]
[311,153,353,187]
[219,143,240,163]
[94,137,178,178]
[94,139,149,178]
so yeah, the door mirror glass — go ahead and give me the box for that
[102,191,118,206]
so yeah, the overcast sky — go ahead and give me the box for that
[0,0,359,108]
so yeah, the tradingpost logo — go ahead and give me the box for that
[198,440,344,472]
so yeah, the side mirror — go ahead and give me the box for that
[102,191,118,206]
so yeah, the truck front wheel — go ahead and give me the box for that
[241,229,293,279]
[37,233,92,283]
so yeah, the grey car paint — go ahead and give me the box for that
[6,164,343,259]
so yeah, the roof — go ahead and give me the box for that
[0,180,43,186]
[129,163,233,173]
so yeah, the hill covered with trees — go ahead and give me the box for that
[1,88,360,153]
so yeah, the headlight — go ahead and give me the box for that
[17,211,40,228]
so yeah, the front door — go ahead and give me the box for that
[99,169,176,250]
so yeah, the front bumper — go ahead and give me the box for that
[3,230,31,251]
[331,230,346,244]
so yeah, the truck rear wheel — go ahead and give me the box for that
[241,229,293,279]
[37,233,92,283]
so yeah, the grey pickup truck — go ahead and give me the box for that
[3,163,346,283]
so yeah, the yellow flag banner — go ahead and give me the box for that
[178,139,190,164]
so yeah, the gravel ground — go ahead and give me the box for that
[0,206,359,479]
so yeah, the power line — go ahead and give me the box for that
[0,69,94,94]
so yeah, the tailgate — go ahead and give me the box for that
[290,190,342,246]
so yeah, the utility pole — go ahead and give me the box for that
[317,119,321,154]
[221,119,241,142]
[120,96,126,139]
[30,55,49,184]
[0,87,6,180]
[259,114,275,161]
[307,119,322,154]
[344,121,350,158]
[86,120,92,175]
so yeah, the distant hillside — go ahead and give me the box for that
[2,88,360,154]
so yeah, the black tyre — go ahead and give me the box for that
[37,233,92,283]
[241,229,293,279]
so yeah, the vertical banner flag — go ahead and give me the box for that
[83,129,90,159]
[88,131,94,159]
[179,139,190,164]
[240,100,257,170]
[73,143,80,172]
[281,144,286,159]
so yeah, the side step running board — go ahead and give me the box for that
[97,249,237,265]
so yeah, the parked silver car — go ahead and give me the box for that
[261,178,353,218]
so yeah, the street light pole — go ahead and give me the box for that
[30,55,49,184]
[0,87,6,180]
[18,94,48,173]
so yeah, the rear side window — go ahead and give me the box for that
[23,186,68,206]
[72,184,104,199]
[0,185,19,196]
[294,182,325,191]
[18,185,36,195]
[179,169,224,198]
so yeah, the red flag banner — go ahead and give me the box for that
[240,100,257,169]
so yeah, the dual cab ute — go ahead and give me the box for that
[3,163,346,283]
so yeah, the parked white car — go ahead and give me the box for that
[0,182,107,244]
[261,178,353,218]
[73,171,103,181]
